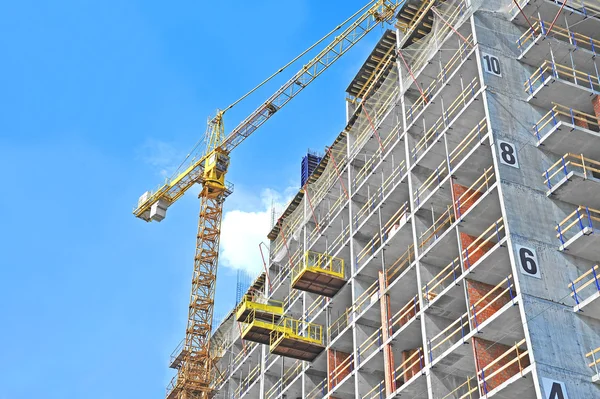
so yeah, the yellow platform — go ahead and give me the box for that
[291,251,346,297]
[269,318,325,362]
[235,294,283,323]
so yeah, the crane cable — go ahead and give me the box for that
[171,0,381,179]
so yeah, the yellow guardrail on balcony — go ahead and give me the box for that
[524,60,600,96]
[509,0,600,18]
[543,153,600,189]
[411,77,481,162]
[569,264,600,305]
[586,346,600,376]
[269,317,324,347]
[533,103,600,141]
[556,205,600,245]
[517,19,600,56]
[291,251,345,286]
[235,294,283,321]
[418,205,454,250]
[407,33,475,125]
[306,378,328,399]
[265,360,303,399]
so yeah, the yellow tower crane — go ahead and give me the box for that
[133,1,406,398]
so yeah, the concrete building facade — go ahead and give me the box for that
[198,1,600,398]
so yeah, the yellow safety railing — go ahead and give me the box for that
[533,103,600,141]
[356,202,409,266]
[556,205,600,245]
[362,379,385,399]
[478,339,529,392]
[392,347,425,387]
[422,255,461,302]
[390,295,420,328]
[306,378,328,399]
[357,327,382,362]
[525,60,600,95]
[269,317,324,347]
[353,121,405,189]
[355,280,379,315]
[454,166,495,218]
[469,275,515,329]
[543,153,600,189]
[329,306,354,341]
[386,244,415,285]
[265,360,303,399]
[418,205,454,250]
[428,310,471,358]
[441,376,478,399]
[510,0,600,17]
[307,188,348,246]
[411,77,481,162]
[407,34,476,124]
[586,346,600,376]
[329,223,351,257]
[283,288,301,312]
[236,294,283,318]
[414,163,448,207]
[569,265,600,306]
[517,19,600,55]
[448,118,489,167]
[231,362,261,399]
[291,251,345,286]
[462,218,505,269]
[330,352,354,388]
[306,296,328,321]
[350,63,400,158]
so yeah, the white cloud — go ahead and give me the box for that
[220,187,295,277]
[136,138,184,178]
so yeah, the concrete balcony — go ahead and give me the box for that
[570,264,600,319]
[543,153,600,209]
[511,0,600,29]
[556,205,600,261]
[586,346,600,384]
[533,103,600,159]
[517,19,600,69]
[524,60,600,112]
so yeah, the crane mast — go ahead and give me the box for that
[133,2,406,398]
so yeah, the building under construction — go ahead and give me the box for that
[190,0,600,397]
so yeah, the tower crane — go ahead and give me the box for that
[132,1,405,398]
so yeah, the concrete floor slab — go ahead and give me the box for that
[528,74,597,114]
[538,122,600,160]
[548,170,600,209]
[560,226,600,262]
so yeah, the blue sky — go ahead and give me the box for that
[0,1,388,397]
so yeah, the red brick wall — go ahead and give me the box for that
[466,279,513,326]
[327,349,352,390]
[460,232,495,270]
[401,348,423,382]
[574,113,589,129]
[452,183,483,218]
[472,337,530,394]
[593,95,600,126]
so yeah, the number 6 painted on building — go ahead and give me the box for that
[516,245,540,278]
